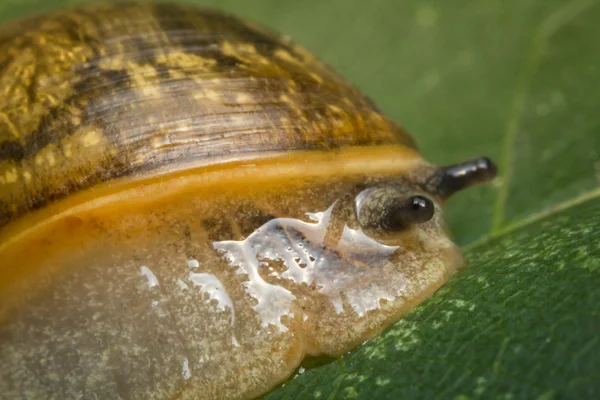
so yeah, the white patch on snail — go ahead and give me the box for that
[328,225,406,316]
[213,203,408,329]
[187,259,200,270]
[213,239,295,332]
[231,336,240,347]
[176,278,189,291]
[187,272,235,324]
[182,358,191,380]
[140,266,159,288]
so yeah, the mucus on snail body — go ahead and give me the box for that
[0,2,497,399]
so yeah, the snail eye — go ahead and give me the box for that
[357,189,435,236]
[382,195,435,231]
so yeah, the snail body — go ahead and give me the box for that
[0,3,496,399]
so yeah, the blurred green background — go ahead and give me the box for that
[2,0,599,398]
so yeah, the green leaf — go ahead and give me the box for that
[2,0,598,398]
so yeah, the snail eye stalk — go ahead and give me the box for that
[358,190,435,236]
[381,195,435,231]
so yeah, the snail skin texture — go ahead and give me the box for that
[0,2,497,400]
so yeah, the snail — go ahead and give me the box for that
[0,2,497,399]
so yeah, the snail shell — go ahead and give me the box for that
[0,3,496,400]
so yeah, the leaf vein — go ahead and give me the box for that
[468,186,600,251]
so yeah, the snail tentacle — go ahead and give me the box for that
[429,157,498,199]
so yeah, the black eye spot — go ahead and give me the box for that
[384,195,434,231]
[408,196,435,222]
[357,188,436,237]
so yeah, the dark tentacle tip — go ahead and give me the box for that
[431,157,498,199]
